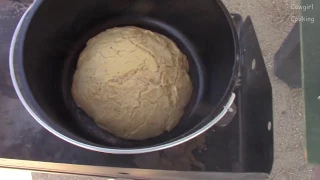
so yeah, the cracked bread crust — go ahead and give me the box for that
[71,26,192,140]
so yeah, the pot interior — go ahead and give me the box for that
[17,0,237,149]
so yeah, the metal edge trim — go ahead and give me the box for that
[9,3,236,154]
[0,158,269,179]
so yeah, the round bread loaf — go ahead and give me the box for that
[72,26,192,140]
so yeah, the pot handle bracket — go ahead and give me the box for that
[212,92,236,127]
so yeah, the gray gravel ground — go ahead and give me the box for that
[32,0,313,179]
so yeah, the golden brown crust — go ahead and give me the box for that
[72,26,192,140]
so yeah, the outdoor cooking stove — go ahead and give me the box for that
[0,1,273,179]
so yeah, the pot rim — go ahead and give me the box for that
[9,0,238,154]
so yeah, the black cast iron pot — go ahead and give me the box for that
[10,0,239,154]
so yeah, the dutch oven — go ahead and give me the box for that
[10,0,239,154]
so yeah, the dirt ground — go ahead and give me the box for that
[32,0,312,180]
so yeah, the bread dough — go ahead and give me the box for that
[72,26,192,140]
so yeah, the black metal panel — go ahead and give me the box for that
[239,17,274,173]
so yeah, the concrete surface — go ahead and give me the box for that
[32,173,105,180]
[32,0,313,179]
